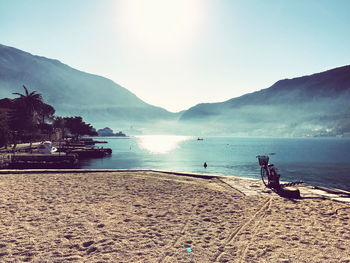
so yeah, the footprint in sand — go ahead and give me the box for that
[87,246,98,254]
[82,241,94,248]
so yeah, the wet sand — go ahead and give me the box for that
[0,171,349,262]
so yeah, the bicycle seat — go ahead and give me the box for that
[268,164,274,167]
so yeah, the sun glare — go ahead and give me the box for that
[136,135,191,154]
[115,0,206,55]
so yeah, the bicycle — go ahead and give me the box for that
[256,153,280,189]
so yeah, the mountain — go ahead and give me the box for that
[180,66,350,137]
[1,43,349,137]
[0,44,176,129]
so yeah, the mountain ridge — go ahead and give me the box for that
[179,65,350,136]
[1,43,349,136]
[0,43,176,128]
[181,65,350,119]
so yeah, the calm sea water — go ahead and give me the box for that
[80,136,350,191]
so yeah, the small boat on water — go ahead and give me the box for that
[197,138,204,141]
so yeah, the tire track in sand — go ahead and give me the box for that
[159,178,243,263]
[214,197,272,262]
[158,218,190,263]
[237,198,272,263]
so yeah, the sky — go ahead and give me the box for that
[1,0,350,112]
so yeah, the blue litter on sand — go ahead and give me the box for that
[187,248,191,252]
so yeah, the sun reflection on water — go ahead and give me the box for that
[136,135,192,154]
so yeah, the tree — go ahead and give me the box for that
[39,103,55,124]
[10,85,44,148]
[12,85,43,119]
[37,103,56,140]
[64,116,97,140]
[0,100,12,148]
[0,112,10,148]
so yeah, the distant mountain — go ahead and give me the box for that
[0,44,176,128]
[1,43,349,136]
[180,66,350,137]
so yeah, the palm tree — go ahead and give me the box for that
[13,85,43,119]
[11,85,44,150]
[37,103,56,140]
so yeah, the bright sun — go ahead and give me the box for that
[115,0,206,55]
[136,135,191,154]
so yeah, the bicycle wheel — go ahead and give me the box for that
[261,166,269,187]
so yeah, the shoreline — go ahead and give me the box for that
[1,168,350,203]
[0,170,349,262]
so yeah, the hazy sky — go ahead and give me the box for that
[1,0,349,112]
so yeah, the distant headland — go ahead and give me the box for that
[97,127,127,137]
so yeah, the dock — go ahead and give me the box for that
[8,153,78,169]
[0,139,112,169]
[68,147,112,158]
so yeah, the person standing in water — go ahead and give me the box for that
[204,162,207,168]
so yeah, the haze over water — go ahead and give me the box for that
[80,136,350,192]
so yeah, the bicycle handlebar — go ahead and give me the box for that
[256,153,275,158]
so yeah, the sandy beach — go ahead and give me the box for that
[0,171,349,262]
